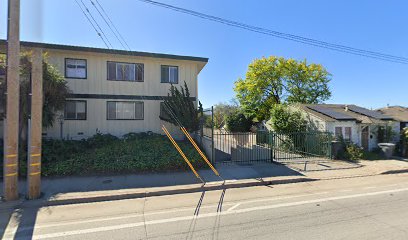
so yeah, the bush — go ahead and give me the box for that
[0,132,208,177]
[225,112,253,132]
[344,143,364,162]
[377,125,397,143]
[269,105,307,133]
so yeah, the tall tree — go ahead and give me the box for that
[161,82,203,132]
[212,100,239,129]
[234,56,331,120]
[0,53,70,140]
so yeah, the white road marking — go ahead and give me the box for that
[227,203,241,211]
[3,210,20,238]
[4,191,329,234]
[2,202,236,233]
[4,187,408,240]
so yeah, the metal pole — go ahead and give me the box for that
[27,48,43,199]
[211,106,215,164]
[3,0,20,201]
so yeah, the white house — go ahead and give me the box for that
[292,104,399,151]
[0,40,208,140]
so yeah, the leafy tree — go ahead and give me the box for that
[161,82,203,132]
[0,53,70,140]
[225,112,253,132]
[213,100,239,129]
[269,105,307,133]
[234,56,331,120]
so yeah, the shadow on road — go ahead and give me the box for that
[0,202,40,240]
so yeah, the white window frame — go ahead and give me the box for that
[65,58,87,79]
[344,127,352,141]
[107,61,144,82]
[161,65,179,84]
[64,101,87,120]
[107,101,144,120]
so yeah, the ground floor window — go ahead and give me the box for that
[334,126,352,141]
[64,101,87,120]
[107,101,144,120]
[344,127,352,141]
[159,102,171,120]
[335,127,343,138]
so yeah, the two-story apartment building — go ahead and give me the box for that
[0,40,208,139]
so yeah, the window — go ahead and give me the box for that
[107,101,144,120]
[344,127,352,141]
[107,62,144,81]
[65,59,87,79]
[160,102,171,120]
[64,101,86,120]
[161,65,178,84]
[335,127,343,138]
[0,66,5,78]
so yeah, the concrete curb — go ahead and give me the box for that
[381,169,408,175]
[7,177,317,209]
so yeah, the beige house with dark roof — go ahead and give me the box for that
[291,104,399,151]
[0,40,208,140]
[377,106,408,131]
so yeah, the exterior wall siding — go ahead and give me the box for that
[45,99,184,140]
[0,47,205,140]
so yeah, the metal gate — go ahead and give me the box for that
[213,131,332,163]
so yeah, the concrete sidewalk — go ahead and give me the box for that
[1,159,408,208]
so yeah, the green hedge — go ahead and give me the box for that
[0,133,208,177]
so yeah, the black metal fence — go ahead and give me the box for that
[213,131,333,163]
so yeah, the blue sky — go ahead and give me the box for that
[1,0,407,109]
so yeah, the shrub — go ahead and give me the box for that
[344,143,364,162]
[226,112,253,132]
[0,132,208,177]
[269,105,307,133]
[377,125,397,143]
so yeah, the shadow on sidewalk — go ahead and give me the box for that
[0,162,303,209]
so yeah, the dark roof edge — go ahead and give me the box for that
[0,39,209,63]
[304,105,357,122]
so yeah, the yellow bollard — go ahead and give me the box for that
[162,126,204,184]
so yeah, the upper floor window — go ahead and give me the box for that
[64,100,87,120]
[107,101,144,120]
[161,65,178,84]
[65,58,87,79]
[107,61,144,82]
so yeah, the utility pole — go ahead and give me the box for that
[27,48,43,199]
[3,0,21,201]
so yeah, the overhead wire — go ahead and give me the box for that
[73,0,110,48]
[79,0,113,49]
[90,0,131,51]
[136,0,408,64]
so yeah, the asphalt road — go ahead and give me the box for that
[1,173,408,240]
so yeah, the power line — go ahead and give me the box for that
[79,0,113,49]
[95,0,132,50]
[136,0,408,64]
[90,0,131,51]
[73,0,110,48]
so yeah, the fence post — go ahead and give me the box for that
[211,106,215,164]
